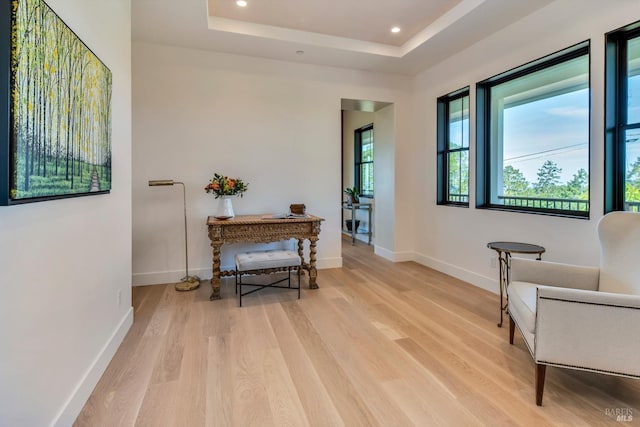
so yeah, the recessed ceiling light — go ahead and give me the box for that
[296,50,304,55]
[236,0,247,7]
[391,26,401,33]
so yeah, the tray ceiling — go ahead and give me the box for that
[132,0,554,75]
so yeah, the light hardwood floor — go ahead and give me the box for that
[75,237,640,426]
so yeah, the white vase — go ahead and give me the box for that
[215,196,235,219]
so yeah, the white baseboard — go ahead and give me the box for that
[316,257,342,269]
[133,257,342,286]
[392,251,414,262]
[133,254,497,295]
[132,267,213,286]
[374,246,414,262]
[376,249,498,294]
[413,252,499,295]
[374,245,394,261]
[51,307,134,427]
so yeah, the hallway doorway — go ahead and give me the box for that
[341,98,394,252]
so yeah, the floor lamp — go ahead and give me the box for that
[148,180,200,291]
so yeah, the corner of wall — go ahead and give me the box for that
[374,245,414,262]
[51,307,133,427]
[412,252,498,295]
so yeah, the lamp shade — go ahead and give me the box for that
[148,180,174,186]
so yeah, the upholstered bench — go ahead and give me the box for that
[235,249,302,306]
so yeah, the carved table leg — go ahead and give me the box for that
[297,238,304,261]
[308,237,319,289]
[297,238,306,277]
[210,240,222,300]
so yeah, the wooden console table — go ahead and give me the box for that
[206,214,324,300]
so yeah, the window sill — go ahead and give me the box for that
[437,202,469,208]
[476,204,589,219]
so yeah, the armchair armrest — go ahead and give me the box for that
[510,258,599,291]
[535,286,640,377]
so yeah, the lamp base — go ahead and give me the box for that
[175,275,201,292]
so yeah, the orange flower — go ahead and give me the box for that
[205,173,248,198]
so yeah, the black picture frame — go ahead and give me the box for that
[0,0,11,205]
[0,0,112,206]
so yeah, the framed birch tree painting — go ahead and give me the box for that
[0,0,112,205]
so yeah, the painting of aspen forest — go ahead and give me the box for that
[8,0,112,202]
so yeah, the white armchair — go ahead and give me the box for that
[508,211,640,405]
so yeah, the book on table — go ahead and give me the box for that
[261,213,310,219]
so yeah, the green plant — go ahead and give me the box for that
[344,187,359,203]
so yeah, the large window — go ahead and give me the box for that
[605,22,640,213]
[476,42,590,217]
[437,88,470,206]
[355,124,374,197]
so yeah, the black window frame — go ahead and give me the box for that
[437,87,470,207]
[476,40,591,218]
[355,123,374,198]
[605,21,640,213]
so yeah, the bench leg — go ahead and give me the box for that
[236,263,303,307]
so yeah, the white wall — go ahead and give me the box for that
[412,0,640,292]
[373,105,396,256]
[132,42,412,285]
[0,1,132,426]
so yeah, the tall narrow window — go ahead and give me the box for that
[355,124,374,197]
[437,87,470,206]
[605,21,640,213]
[477,41,590,217]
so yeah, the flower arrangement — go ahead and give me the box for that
[204,173,248,198]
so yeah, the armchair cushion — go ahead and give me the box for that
[510,258,599,291]
[508,282,537,334]
[535,286,640,377]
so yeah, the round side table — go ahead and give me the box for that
[487,241,545,327]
